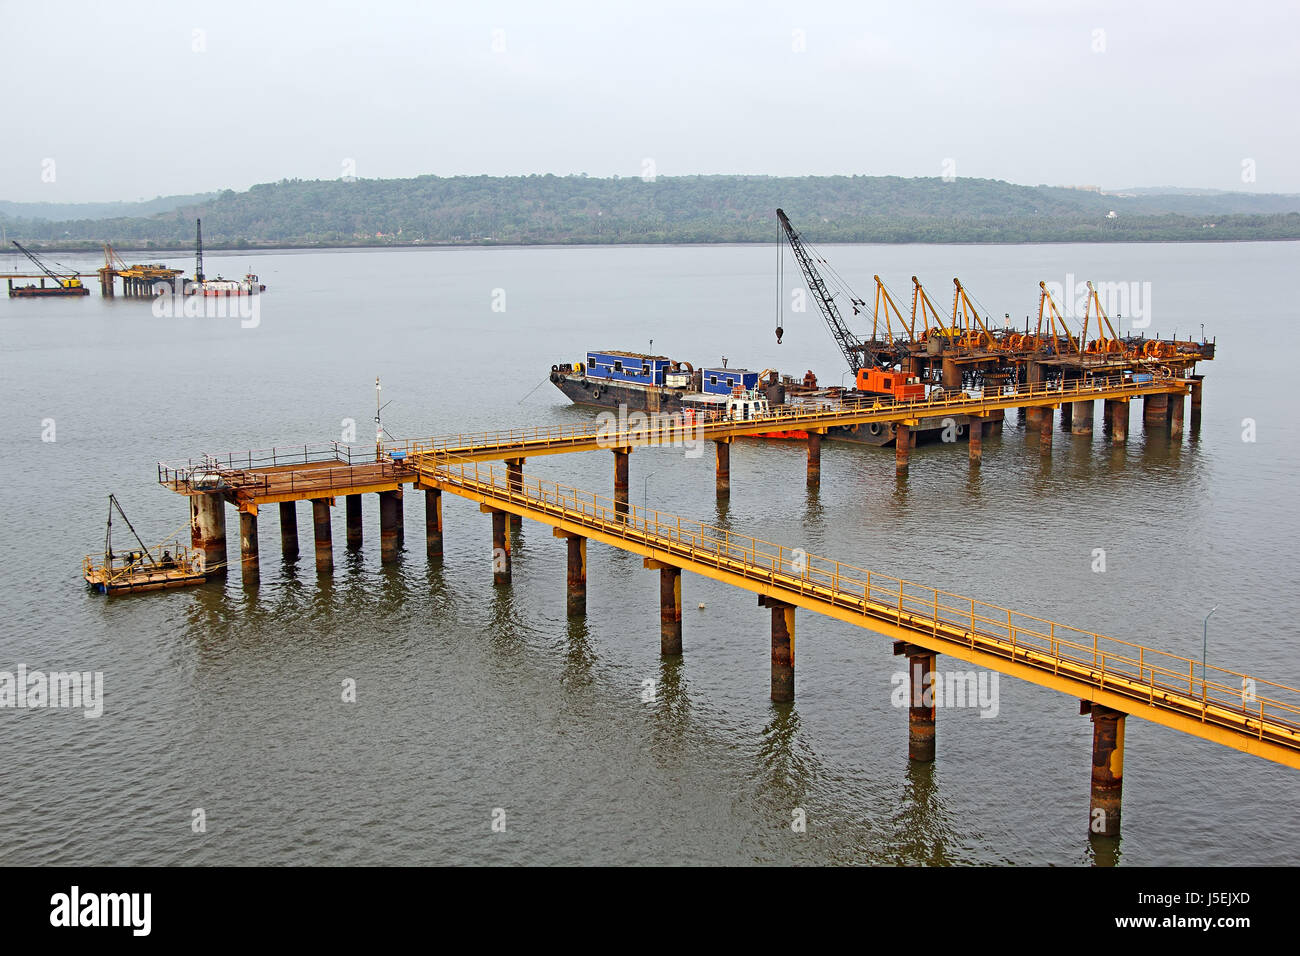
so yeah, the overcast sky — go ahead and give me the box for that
[6,0,1298,202]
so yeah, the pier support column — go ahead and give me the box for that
[896,643,936,762]
[895,424,911,476]
[1109,400,1129,443]
[311,498,333,573]
[1143,393,1168,428]
[379,490,401,563]
[1059,401,1073,432]
[613,448,630,517]
[715,440,731,498]
[239,511,258,584]
[969,419,982,465]
[1039,406,1053,455]
[806,431,822,487]
[1190,380,1203,431]
[393,487,404,548]
[506,458,524,528]
[761,596,795,703]
[1071,400,1094,435]
[1169,392,1185,435]
[556,530,586,616]
[345,494,363,551]
[1084,702,1126,837]
[279,502,299,559]
[490,508,511,586]
[189,493,227,575]
[425,489,443,560]
[647,560,683,656]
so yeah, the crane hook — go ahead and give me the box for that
[775,325,784,344]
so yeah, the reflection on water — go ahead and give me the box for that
[2,242,1297,865]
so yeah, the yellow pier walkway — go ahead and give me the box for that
[392,374,1191,462]
[152,369,1272,835]
[416,456,1300,771]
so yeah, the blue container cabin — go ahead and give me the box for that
[701,367,759,395]
[586,350,672,386]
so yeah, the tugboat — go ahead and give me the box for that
[186,218,265,296]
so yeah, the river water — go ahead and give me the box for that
[1,240,1296,866]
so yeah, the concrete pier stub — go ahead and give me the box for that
[760,596,795,703]
[1084,702,1126,837]
[425,489,443,560]
[1039,406,1054,455]
[278,501,299,559]
[806,430,822,487]
[345,494,363,551]
[393,486,404,547]
[895,424,911,476]
[555,529,586,616]
[189,492,227,575]
[613,448,630,517]
[1071,400,1094,435]
[1110,400,1129,443]
[647,559,683,656]
[1169,391,1185,435]
[1143,392,1169,427]
[896,642,936,762]
[490,508,511,586]
[379,490,400,564]
[506,458,524,528]
[239,511,258,584]
[311,498,333,573]
[715,440,731,498]
[968,419,982,465]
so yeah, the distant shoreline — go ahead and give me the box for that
[9,235,1299,257]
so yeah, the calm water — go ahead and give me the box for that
[1,241,1297,866]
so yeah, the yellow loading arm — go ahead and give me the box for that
[911,276,952,341]
[1037,281,1081,354]
[872,275,908,345]
[951,278,994,348]
[1083,280,1123,354]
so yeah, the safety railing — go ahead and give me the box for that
[158,442,377,491]
[394,373,1191,459]
[157,374,1192,489]
[418,454,1300,749]
[178,459,413,499]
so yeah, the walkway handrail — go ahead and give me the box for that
[391,374,1189,458]
[416,452,1300,752]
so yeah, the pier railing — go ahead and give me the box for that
[419,453,1300,753]
[158,441,377,492]
[389,373,1189,458]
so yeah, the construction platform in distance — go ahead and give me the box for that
[148,370,1298,839]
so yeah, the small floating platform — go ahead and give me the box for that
[83,554,209,594]
[83,494,216,594]
[82,543,215,594]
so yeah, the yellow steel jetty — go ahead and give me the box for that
[143,371,1293,837]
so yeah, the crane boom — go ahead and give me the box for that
[194,218,204,282]
[776,208,868,374]
[11,240,74,285]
